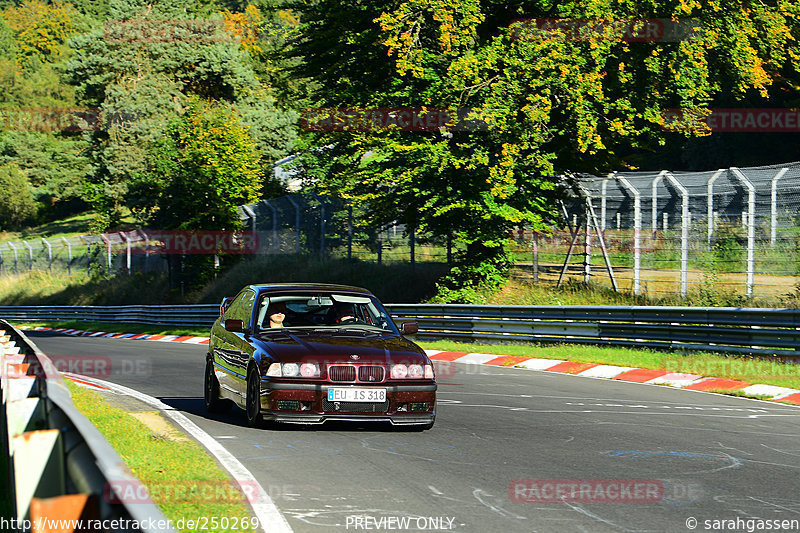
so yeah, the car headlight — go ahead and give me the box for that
[282,363,299,377]
[265,362,320,378]
[300,363,320,377]
[390,364,408,379]
[391,363,435,379]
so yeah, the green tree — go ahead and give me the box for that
[66,1,296,229]
[292,0,800,301]
[0,162,37,228]
[130,99,263,230]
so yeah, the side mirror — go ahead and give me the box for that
[224,319,245,333]
[400,321,418,335]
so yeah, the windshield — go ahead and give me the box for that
[255,292,398,334]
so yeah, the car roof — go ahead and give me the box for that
[247,283,375,296]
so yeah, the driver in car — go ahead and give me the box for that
[332,302,358,324]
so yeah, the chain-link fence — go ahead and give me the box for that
[4,162,800,303]
[238,194,453,264]
[517,162,800,302]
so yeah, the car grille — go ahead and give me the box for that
[358,365,384,382]
[328,365,357,382]
[322,399,389,413]
[327,364,386,383]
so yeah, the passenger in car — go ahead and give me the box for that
[267,302,287,328]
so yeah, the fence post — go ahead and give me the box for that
[601,175,610,231]
[663,172,689,299]
[139,230,150,273]
[770,168,788,246]
[652,172,666,236]
[8,242,17,274]
[616,175,641,295]
[663,212,668,231]
[347,205,353,260]
[706,170,723,251]
[80,237,90,276]
[532,231,539,283]
[446,234,452,264]
[22,241,33,272]
[409,225,416,267]
[261,200,278,254]
[584,202,592,284]
[377,230,383,265]
[99,235,111,272]
[120,233,131,274]
[730,167,756,298]
[286,196,301,253]
[61,237,72,275]
[42,239,52,273]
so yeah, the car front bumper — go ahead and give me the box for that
[259,381,436,425]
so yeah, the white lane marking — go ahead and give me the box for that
[472,488,527,521]
[85,377,292,533]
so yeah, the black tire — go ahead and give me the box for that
[246,368,264,427]
[204,358,231,413]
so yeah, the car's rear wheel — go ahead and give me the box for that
[246,368,263,427]
[204,358,231,413]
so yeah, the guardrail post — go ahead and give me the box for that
[770,168,788,246]
[730,167,756,298]
[707,170,723,251]
[616,175,641,294]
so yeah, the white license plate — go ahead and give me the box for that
[327,388,386,402]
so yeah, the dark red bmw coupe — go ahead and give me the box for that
[204,283,436,430]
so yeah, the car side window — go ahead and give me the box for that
[225,289,256,329]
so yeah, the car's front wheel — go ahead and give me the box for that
[245,368,263,427]
[204,358,231,413]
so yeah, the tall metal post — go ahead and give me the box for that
[286,196,301,253]
[61,237,72,275]
[100,235,111,272]
[770,168,788,246]
[262,200,279,253]
[120,232,131,273]
[652,171,667,236]
[706,170,723,250]
[616,175,641,295]
[8,242,17,274]
[347,204,353,260]
[42,239,52,273]
[600,176,610,230]
[139,230,150,273]
[409,225,416,267]
[23,241,33,271]
[730,167,756,298]
[583,202,592,284]
[663,172,689,298]
[532,231,539,283]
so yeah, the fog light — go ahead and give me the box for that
[410,402,429,412]
[300,401,312,411]
[276,400,299,411]
[397,403,408,412]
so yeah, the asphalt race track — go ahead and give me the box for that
[27,331,800,533]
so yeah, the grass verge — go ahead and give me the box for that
[418,340,800,390]
[64,380,255,533]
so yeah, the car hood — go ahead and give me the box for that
[253,329,428,365]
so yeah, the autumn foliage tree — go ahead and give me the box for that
[292,0,800,301]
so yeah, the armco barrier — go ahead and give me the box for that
[2,304,800,357]
[0,320,175,532]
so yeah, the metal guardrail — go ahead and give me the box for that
[0,320,175,532]
[2,303,800,357]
